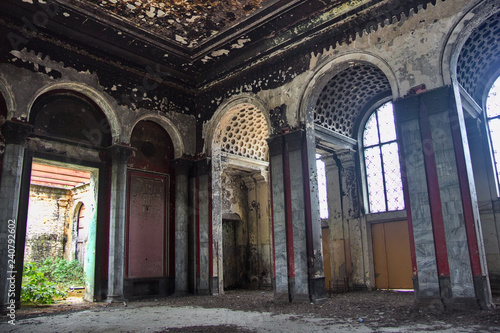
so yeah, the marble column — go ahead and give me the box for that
[196,158,211,295]
[337,150,369,289]
[323,156,348,287]
[303,124,327,302]
[394,86,492,309]
[268,129,326,303]
[267,135,289,302]
[0,121,32,310]
[172,158,192,294]
[106,144,134,303]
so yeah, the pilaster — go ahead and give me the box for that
[171,158,193,295]
[0,121,32,310]
[394,86,492,309]
[106,144,134,303]
[196,158,211,295]
[337,150,366,289]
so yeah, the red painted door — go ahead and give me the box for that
[127,172,168,278]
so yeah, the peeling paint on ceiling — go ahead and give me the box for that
[85,0,272,48]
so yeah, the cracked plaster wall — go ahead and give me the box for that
[0,49,196,156]
[201,0,475,132]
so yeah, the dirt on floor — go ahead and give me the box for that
[15,289,500,332]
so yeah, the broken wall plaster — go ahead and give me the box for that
[203,0,467,143]
[308,0,466,95]
[2,48,193,147]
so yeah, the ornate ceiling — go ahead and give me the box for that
[85,0,273,48]
[0,0,441,88]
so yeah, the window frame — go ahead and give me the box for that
[483,74,500,197]
[358,97,405,214]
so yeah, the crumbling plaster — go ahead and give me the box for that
[202,0,474,136]
[0,51,195,155]
[85,0,268,48]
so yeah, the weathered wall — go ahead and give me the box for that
[25,185,72,263]
[0,25,197,156]
[219,169,272,289]
[25,183,93,264]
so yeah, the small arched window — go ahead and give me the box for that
[363,101,404,213]
[486,76,500,191]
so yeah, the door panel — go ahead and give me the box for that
[372,220,412,289]
[128,172,168,278]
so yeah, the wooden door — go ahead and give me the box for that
[76,204,86,268]
[372,221,413,289]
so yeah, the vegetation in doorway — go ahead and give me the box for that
[38,258,85,288]
[21,258,85,305]
[21,263,66,305]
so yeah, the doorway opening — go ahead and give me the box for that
[23,158,99,301]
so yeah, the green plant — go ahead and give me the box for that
[39,258,85,288]
[21,263,66,305]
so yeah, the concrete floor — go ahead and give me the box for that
[1,304,492,333]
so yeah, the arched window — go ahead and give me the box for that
[362,101,404,213]
[486,76,500,190]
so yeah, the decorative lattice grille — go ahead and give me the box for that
[314,64,391,137]
[215,103,268,161]
[457,12,500,101]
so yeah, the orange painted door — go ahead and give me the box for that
[372,221,412,289]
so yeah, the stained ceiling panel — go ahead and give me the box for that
[84,0,274,48]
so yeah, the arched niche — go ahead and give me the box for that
[125,120,174,297]
[210,100,273,293]
[29,90,112,148]
[128,120,175,174]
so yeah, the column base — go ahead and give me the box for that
[291,293,311,303]
[309,276,327,303]
[105,295,127,303]
[413,276,491,311]
[473,275,493,310]
[210,276,219,295]
[1,301,19,316]
[273,291,290,303]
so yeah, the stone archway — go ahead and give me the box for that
[305,59,412,293]
[17,90,112,303]
[211,102,272,293]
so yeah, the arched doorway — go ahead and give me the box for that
[125,120,175,297]
[454,10,500,293]
[211,102,272,292]
[17,90,112,302]
[310,61,412,291]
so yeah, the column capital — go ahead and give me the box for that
[283,129,304,152]
[171,157,193,175]
[336,149,356,168]
[320,154,337,169]
[196,158,211,175]
[1,120,33,144]
[108,144,135,164]
[266,135,283,157]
